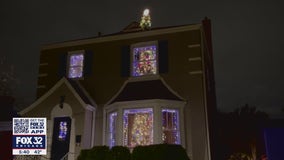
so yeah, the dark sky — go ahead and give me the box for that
[1,1,283,118]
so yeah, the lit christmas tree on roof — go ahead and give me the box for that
[140,9,151,30]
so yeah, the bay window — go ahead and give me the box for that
[104,100,185,148]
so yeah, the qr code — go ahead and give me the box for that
[13,118,29,134]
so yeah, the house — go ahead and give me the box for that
[19,17,216,160]
[263,119,284,160]
[0,96,15,160]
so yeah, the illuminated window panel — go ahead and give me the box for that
[133,61,157,77]
[123,108,153,148]
[108,112,117,147]
[58,121,67,141]
[70,54,84,66]
[68,54,84,78]
[132,45,157,77]
[162,109,180,144]
[68,67,83,78]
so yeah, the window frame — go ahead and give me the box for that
[161,108,181,144]
[130,41,159,77]
[67,50,85,79]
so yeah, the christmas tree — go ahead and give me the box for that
[140,9,151,30]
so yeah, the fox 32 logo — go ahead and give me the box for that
[13,135,46,148]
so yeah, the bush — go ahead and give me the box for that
[163,144,190,160]
[77,149,91,160]
[132,145,152,160]
[107,146,131,160]
[132,144,190,160]
[88,146,110,160]
[78,144,190,160]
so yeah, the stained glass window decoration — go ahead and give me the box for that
[162,109,180,144]
[132,45,157,77]
[108,112,117,147]
[58,121,68,141]
[68,53,84,78]
[123,108,153,148]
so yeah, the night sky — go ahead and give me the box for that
[1,1,283,118]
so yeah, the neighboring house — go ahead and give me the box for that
[0,96,15,160]
[19,17,217,160]
[263,119,284,160]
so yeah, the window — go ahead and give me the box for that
[58,121,68,141]
[108,112,117,147]
[132,44,157,77]
[162,109,180,144]
[121,40,168,77]
[123,108,153,148]
[67,51,84,78]
[105,100,184,149]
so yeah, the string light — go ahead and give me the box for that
[109,112,117,147]
[123,108,153,147]
[162,109,180,144]
[140,9,151,30]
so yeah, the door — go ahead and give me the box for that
[51,117,72,160]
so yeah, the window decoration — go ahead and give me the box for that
[162,109,180,144]
[105,100,184,148]
[58,121,68,141]
[68,53,84,78]
[108,112,117,147]
[123,108,153,148]
[132,45,157,77]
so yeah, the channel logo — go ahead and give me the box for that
[13,136,46,149]
[12,118,47,155]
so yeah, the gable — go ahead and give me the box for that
[20,78,95,116]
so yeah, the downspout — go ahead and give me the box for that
[200,18,212,160]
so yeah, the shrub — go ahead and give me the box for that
[163,144,190,160]
[77,149,90,160]
[132,145,152,160]
[107,146,131,160]
[78,144,190,160]
[88,146,110,160]
[132,144,190,160]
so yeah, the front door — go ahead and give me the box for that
[51,117,72,160]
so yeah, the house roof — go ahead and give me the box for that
[67,79,94,105]
[109,77,184,104]
[42,20,204,50]
[121,21,142,33]
[19,78,96,115]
